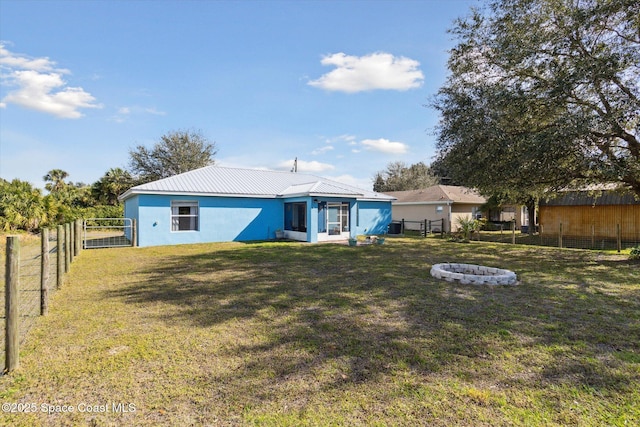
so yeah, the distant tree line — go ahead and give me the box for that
[373,161,441,193]
[1,168,133,232]
[1,129,217,232]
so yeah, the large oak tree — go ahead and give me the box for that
[129,129,217,183]
[432,0,640,203]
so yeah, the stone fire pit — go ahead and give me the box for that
[430,263,518,286]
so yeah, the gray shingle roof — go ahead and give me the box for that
[384,185,486,204]
[119,166,395,201]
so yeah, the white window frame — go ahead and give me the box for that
[171,201,199,232]
[327,202,349,235]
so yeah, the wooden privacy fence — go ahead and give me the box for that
[2,220,82,374]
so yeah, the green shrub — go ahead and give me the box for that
[630,246,640,260]
[457,216,482,240]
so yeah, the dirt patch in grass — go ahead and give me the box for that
[1,238,638,426]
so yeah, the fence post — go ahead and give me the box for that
[511,221,516,244]
[132,218,137,247]
[5,236,20,372]
[75,219,82,256]
[64,223,71,272]
[401,219,405,235]
[71,221,76,262]
[617,224,622,253]
[41,229,50,316]
[559,222,563,249]
[57,225,64,288]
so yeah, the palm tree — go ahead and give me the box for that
[92,168,135,205]
[0,179,49,231]
[43,169,69,193]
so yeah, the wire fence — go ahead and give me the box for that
[476,222,640,251]
[1,221,82,373]
[83,217,133,249]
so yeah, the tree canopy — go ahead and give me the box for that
[91,168,135,205]
[129,129,217,183]
[373,161,439,192]
[43,169,70,193]
[432,0,640,198]
[0,179,52,232]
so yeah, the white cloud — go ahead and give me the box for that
[0,43,61,72]
[111,105,166,123]
[0,43,101,118]
[308,52,424,93]
[277,159,335,173]
[145,107,166,116]
[311,145,334,155]
[361,138,408,154]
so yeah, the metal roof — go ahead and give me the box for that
[540,190,640,206]
[119,166,395,201]
[384,185,486,204]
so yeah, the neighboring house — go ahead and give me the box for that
[385,185,486,233]
[539,189,640,241]
[119,166,395,247]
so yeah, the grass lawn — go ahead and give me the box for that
[1,237,639,426]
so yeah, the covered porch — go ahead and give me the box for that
[283,199,354,243]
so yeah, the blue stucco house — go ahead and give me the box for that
[118,166,395,247]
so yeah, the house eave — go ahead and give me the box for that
[119,189,278,201]
[120,189,395,203]
[393,201,453,206]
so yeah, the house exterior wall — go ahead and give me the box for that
[392,204,449,231]
[451,203,483,232]
[392,202,484,232]
[132,194,283,247]
[355,200,393,236]
[539,204,640,240]
[126,194,392,247]
[123,196,139,242]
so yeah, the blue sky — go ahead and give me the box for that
[0,0,478,191]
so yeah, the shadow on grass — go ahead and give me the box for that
[108,239,639,403]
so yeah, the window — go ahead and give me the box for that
[436,206,444,214]
[472,206,482,220]
[285,202,307,232]
[171,201,199,231]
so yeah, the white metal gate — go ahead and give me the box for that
[83,218,133,249]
